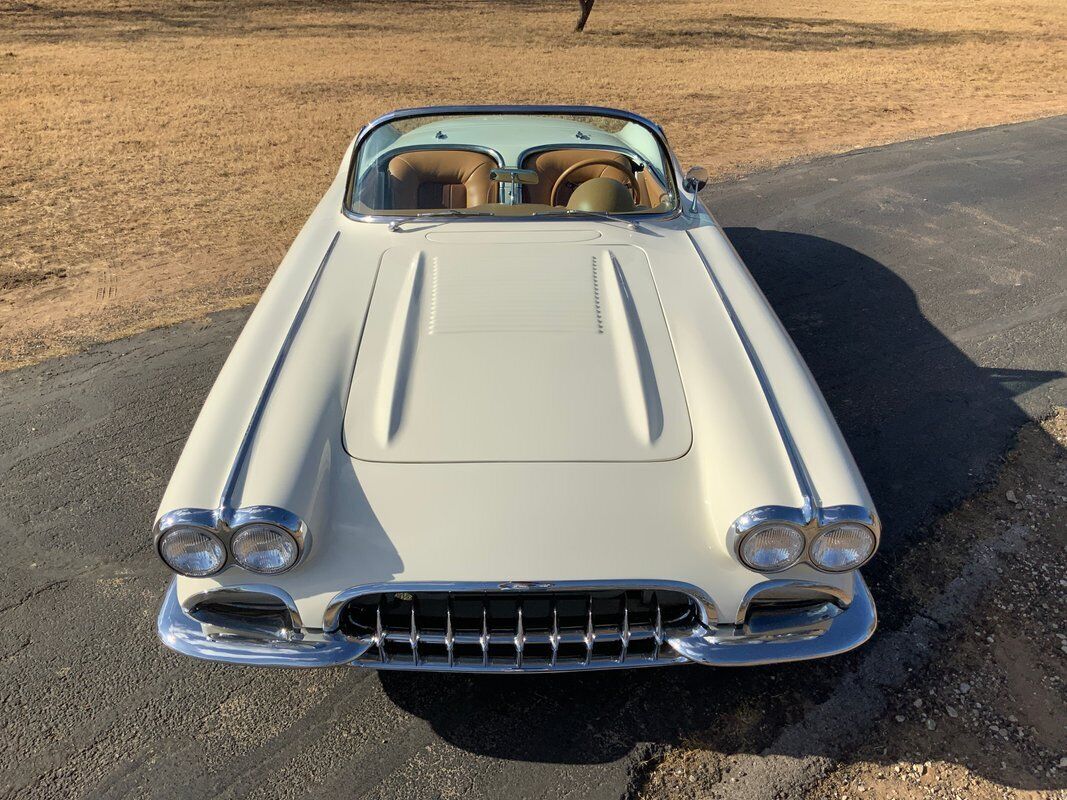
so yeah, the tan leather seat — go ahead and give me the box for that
[522,149,634,206]
[522,149,671,209]
[384,150,498,210]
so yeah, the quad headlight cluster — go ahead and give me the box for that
[156,509,306,577]
[737,517,877,573]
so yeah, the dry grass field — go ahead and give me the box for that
[1,0,1064,369]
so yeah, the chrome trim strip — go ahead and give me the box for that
[321,579,720,633]
[219,230,341,512]
[687,229,818,518]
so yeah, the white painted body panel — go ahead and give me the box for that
[158,131,876,631]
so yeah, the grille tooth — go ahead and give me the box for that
[584,598,595,666]
[376,601,387,664]
[550,601,560,668]
[653,592,663,662]
[341,588,704,671]
[409,600,419,666]
[445,599,455,667]
[515,604,525,668]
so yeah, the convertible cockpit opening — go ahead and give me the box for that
[346,110,678,218]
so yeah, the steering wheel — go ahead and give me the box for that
[549,157,641,207]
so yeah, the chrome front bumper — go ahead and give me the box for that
[157,573,876,671]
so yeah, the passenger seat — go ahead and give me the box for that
[385,150,498,210]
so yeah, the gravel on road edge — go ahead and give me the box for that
[638,410,1067,799]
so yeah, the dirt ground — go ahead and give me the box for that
[0,0,1065,369]
[641,410,1067,799]
[806,412,1067,800]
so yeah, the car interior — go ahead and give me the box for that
[356,146,673,215]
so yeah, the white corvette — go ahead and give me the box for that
[155,106,879,671]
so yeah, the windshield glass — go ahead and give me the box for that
[346,111,677,218]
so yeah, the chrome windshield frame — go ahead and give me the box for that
[341,105,686,225]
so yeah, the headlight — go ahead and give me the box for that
[809,524,876,571]
[738,523,806,572]
[231,523,299,574]
[158,527,226,576]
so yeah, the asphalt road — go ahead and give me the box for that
[2,116,1065,800]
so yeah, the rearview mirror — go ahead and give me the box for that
[490,168,540,185]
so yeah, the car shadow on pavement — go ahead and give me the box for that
[379,228,1065,790]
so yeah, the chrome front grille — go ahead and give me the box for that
[337,588,708,671]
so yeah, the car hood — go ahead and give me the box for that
[344,242,692,463]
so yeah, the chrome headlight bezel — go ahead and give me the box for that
[730,504,879,574]
[153,506,310,577]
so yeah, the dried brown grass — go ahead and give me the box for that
[1,0,1064,369]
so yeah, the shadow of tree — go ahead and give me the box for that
[1,1,385,43]
[592,14,1014,50]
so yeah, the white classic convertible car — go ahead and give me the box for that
[155,105,880,671]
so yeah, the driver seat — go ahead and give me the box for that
[522,149,636,206]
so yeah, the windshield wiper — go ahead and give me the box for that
[388,209,495,230]
[530,209,638,230]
